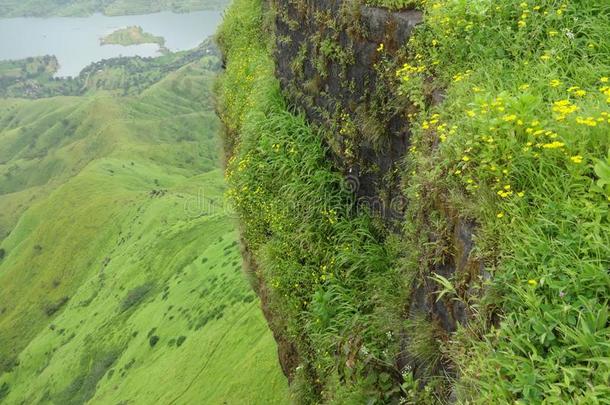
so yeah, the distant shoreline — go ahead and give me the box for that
[0,0,226,19]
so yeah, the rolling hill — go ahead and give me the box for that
[0,51,289,403]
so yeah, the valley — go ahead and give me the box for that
[0,7,289,404]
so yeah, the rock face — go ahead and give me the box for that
[273,0,422,220]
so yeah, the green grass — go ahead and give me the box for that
[392,0,610,402]
[216,0,409,402]
[0,54,289,403]
[365,0,418,10]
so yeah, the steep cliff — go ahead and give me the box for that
[217,0,610,403]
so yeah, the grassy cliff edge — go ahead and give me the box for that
[217,0,610,403]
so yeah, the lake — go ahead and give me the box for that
[0,10,223,77]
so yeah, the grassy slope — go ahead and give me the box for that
[0,59,289,403]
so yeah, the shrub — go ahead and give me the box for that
[120,282,153,312]
[44,296,69,317]
[176,336,187,347]
[149,335,159,347]
[0,382,9,401]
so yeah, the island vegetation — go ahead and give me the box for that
[101,26,166,49]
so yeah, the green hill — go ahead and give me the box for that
[0,54,289,403]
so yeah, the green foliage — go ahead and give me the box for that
[149,335,160,347]
[365,0,420,11]
[0,382,9,402]
[396,0,610,402]
[217,0,408,401]
[54,350,121,405]
[43,296,70,317]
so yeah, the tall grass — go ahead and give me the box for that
[217,0,408,401]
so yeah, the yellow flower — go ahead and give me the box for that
[576,116,598,127]
[517,191,525,198]
[548,31,559,37]
[519,84,530,90]
[528,279,538,286]
[570,155,583,164]
[496,212,505,218]
[518,20,526,28]
[600,77,609,83]
[502,114,517,122]
[467,110,476,118]
[462,156,471,162]
[377,43,384,52]
[550,79,562,88]
[542,141,565,149]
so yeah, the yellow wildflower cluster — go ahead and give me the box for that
[421,113,456,142]
[396,63,425,83]
[567,86,587,97]
[321,208,338,225]
[453,70,471,83]
[552,99,579,121]
[542,141,565,149]
[600,85,610,103]
[497,184,513,198]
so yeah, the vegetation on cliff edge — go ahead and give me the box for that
[217,0,610,403]
[217,0,409,402]
[397,0,610,402]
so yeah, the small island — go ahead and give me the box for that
[101,26,166,49]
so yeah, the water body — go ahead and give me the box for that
[0,11,223,77]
